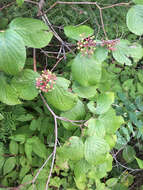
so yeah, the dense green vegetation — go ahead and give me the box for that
[0,0,143,189]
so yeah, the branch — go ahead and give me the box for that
[0,2,15,11]
[37,0,45,16]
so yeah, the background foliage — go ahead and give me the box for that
[0,0,143,190]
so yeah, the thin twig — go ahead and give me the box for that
[24,0,38,5]
[32,153,53,184]
[51,56,64,72]
[0,2,15,11]
[113,154,143,172]
[40,93,58,190]
[102,2,130,9]
[45,116,58,190]
[41,14,75,55]
[33,48,37,72]
[37,0,45,16]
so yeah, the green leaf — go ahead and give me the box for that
[60,100,86,130]
[25,141,33,163]
[16,114,34,122]
[0,18,8,30]
[45,77,78,111]
[93,47,108,62]
[74,159,91,179]
[86,118,105,138]
[135,157,143,168]
[72,82,97,99]
[137,70,143,83]
[0,113,4,120]
[19,165,30,179]
[133,0,143,4]
[106,178,118,188]
[112,40,143,65]
[0,75,21,105]
[29,119,39,131]
[84,136,110,165]
[93,154,113,179]
[72,54,101,87]
[11,69,39,100]
[3,157,16,175]
[112,183,128,190]
[126,5,143,35]
[122,145,136,163]
[64,25,94,40]
[87,101,97,114]
[0,29,26,75]
[99,108,124,135]
[61,136,84,161]
[105,135,117,150]
[9,17,53,48]
[10,134,26,144]
[21,174,33,190]
[122,79,134,91]
[95,92,114,114]
[137,82,143,94]
[120,173,134,187]
[9,140,19,155]
[29,136,47,159]
[16,0,24,6]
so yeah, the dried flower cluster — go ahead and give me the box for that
[77,34,119,56]
[36,70,57,92]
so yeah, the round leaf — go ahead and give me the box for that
[64,25,94,41]
[45,77,78,111]
[0,75,21,105]
[93,47,108,62]
[62,136,84,161]
[126,5,143,35]
[84,136,110,165]
[11,69,39,100]
[72,82,97,99]
[9,17,53,48]
[3,157,16,175]
[99,108,124,135]
[122,145,136,163]
[0,29,26,75]
[95,92,114,114]
[112,40,143,65]
[72,54,102,87]
[60,100,86,130]
[9,140,19,155]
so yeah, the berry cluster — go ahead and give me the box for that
[77,34,119,56]
[36,70,57,92]
[77,34,96,56]
[101,39,119,51]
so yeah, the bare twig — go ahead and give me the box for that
[37,0,45,16]
[32,153,53,184]
[102,2,131,9]
[42,14,75,55]
[33,48,37,72]
[112,154,142,172]
[24,0,38,5]
[39,93,86,189]
[51,56,64,72]
[40,93,58,190]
